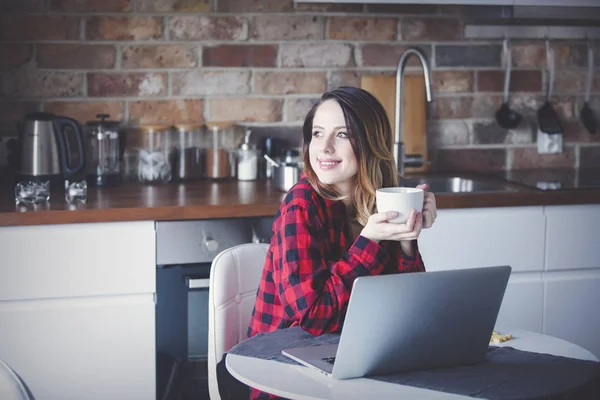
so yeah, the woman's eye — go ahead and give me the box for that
[312,131,322,137]
[337,131,349,138]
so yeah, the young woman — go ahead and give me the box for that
[225,86,437,399]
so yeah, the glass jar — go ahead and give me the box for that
[85,114,121,187]
[205,122,238,180]
[236,129,258,181]
[136,125,173,184]
[171,124,206,181]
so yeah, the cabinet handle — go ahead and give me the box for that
[188,278,210,289]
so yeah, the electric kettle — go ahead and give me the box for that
[17,112,85,186]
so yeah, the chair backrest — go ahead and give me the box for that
[207,243,269,400]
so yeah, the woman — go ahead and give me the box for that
[223,86,437,399]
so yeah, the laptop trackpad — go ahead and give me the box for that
[282,344,338,375]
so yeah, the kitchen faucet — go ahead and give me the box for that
[394,47,433,177]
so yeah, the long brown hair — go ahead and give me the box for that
[302,86,399,226]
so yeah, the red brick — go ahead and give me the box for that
[1,0,46,12]
[360,44,432,67]
[87,17,162,40]
[217,0,293,12]
[328,71,361,90]
[281,43,354,68]
[427,120,470,148]
[137,0,211,12]
[562,120,600,143]
[580,146,600,168]
[477,70,542,92]
[401,18,462,41]
[87,73,167,97]
[208,98,282,122]
[168,16,247,40]
[0,15,79,41]
[0,44,32,70]
[328,17,397,41]
[37,44,116,69]
[434,96,474,119]
[431,149,506,172]
[128,99,203,125]
[1,70,83,98]
[254,72,326,95]
[511,147,575,169]
[0,101,40,131]
[172,71,250,96]
[122,45,197,69]
[554,70,587,94]
[250,16,325,40]
[512,42,571,68]
[44,101,124,123]
[50,0,132,12]
[203,45,276,67]
[285,98,318,122]
[432,71,473,93]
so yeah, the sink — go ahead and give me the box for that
[400,176,518,194]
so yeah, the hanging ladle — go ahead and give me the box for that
[581,41,597,135]
[537,39,562,135]
[495,37,522,129]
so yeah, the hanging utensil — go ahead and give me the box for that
[537,39,563,135]
[495,38,522,129]
[581,41,597,135]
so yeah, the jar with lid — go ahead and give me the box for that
[85,114,121,187]
[171,124,206,181]
[136,125,173,184]
[235,129,258,181]
[205,122,238,180]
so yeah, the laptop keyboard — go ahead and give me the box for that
[322,356,336,365]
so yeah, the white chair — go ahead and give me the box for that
[208,243,269,400]
[0,358,32,400]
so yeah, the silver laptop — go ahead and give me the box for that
[282,265,511,380]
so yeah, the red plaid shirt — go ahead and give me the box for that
[246,178,425,399]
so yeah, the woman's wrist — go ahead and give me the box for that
[400,240,414,257]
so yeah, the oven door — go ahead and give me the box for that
[156,263,211,361]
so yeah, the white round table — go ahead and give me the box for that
[226,328,598,400]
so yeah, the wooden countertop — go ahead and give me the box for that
[1,177,600,227]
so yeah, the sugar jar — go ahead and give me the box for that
[136,125,173,184]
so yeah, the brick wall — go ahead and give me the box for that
[1,0,599,171]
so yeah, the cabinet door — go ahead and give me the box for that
[495,274,543,333]
[0,294,155,400]
[544,271,600,359]
[544,204,600,271]
[418,206,546,272]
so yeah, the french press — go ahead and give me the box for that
[86,114,121,187]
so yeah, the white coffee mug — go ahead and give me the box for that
[376,187,424,224]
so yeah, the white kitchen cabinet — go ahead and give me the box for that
[544,204,600,271]
[543,270,600,359]
[0,295,155,400]
[418,206,546,273]
[496,274,544,333]
[0,221,156,400]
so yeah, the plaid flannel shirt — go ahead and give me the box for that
[245,178,425,400]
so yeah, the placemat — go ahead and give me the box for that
[229,326,600,400]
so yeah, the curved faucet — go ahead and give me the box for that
[394,47,433,176]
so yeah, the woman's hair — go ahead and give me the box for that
[302,86,399,226]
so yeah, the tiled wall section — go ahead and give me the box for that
[1,0,599,171]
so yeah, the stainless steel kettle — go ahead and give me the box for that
[17,112,85,185]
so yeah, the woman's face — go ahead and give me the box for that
[309,99,358,197]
